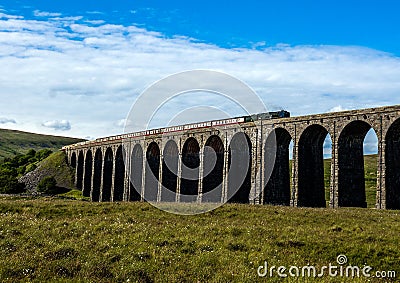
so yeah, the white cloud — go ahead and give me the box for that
[251,41,267,49]
[0,13,23,19]
[329,105,348,112]
[0,117,16,124]
[42,120,71,131]
[115,119,126,127]
[84,20,106,25]
[33,10,62,17]
[0,11,400,140]
[364,128,378,155]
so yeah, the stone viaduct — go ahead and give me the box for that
[62,105,400,209]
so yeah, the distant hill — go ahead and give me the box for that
[0,129,85,161]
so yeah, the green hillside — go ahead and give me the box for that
[0,129,84,161]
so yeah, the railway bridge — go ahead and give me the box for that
[63,105,400,209]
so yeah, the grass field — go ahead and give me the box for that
[0,197,398,282]
[0,129,84,161]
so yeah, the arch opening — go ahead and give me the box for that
[180,138,200,202]
[363,129,378,208]
[92,149,102,202]
[83,150,92,197]
[76,151,84,191]
[227,132,252,203]
[385,118,400,209]
[130,144,143,201]
[323,134,333,205]
[113,146,125,202]
[70,152,77,169]
[202,135,224,203]
[145,142,160,202]
[297,124,329,207]
[102,147,113,202]
[161,140,178,202]
[338,121,374,208]
[264,128,292,206]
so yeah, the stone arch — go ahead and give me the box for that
[297,124,329,207]
[338,120,373,207]
[83,150,92,197]
[145,142,160,202]
[70,152,77,168]
[92,148,102,202]
[113,145,125,202]
[76,151,84,191]
[227,132,252,203]
[129,144,143,201]
[264,128,292,206]
[161,140,178,202]
[385,118,400,209]
[180,137,200,202]
[202,135,224,203]
[102,147,113,202]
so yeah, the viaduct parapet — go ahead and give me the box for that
[63,105,400,209]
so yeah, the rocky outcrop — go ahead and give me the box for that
[19,151,75,193]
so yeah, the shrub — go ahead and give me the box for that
[0,170,26,194]
[17,165,26,175]
[25,163,37,174]
[35,149,53,162]
[26,149,36,157]
[37,176,58,194]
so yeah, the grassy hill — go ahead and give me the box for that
[0,199,398,282]
[0,129,84,161]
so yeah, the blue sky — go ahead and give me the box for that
[0,0,400,155]
[4,0,400,54]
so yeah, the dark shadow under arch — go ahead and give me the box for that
[130,144,143,201]
[202,135,224,203]
[70,152,77,169]
[180,138,200,202]
[161,140,178,202]
[83,150,92,197]
[297,124,329,207]
[338,121,372,207]
[92,149,102,202]
[113,146,125,201]
[227,132,252,204]
[76,151,84,191]
[145,142,160,202]
[385,118,400,209]
[264,128,291,206]
[102,147,113,202]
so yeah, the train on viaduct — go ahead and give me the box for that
[62,105,400,209]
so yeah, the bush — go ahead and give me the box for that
[37,176,58,195]
[25,163,37,174]
[17,165,26,175]
[35,149,53,162]
[0,170,26,194]
[26,149,36,157]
